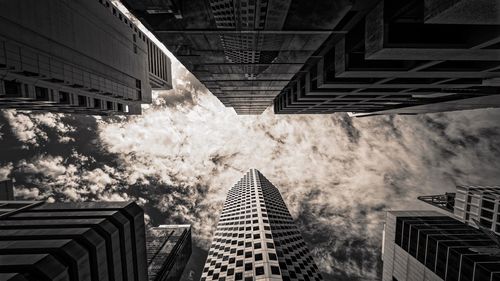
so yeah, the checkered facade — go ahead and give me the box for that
[201,169,322,281]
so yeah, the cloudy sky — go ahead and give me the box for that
[2,5,500,278]
[2,56,500,279]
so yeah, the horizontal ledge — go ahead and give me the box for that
[199,63,304,66]
[156,29,346,35]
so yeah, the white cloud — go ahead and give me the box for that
[0,163,13,181]
[2,110,75,147]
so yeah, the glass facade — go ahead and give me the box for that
[146,225,192,281]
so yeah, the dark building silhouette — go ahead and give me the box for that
[119,0,354,114]
[0,201,149,281]
[0,0,172,115]
[119,0,500,115]
[146,225,192,281]
[201,169,322,280]
[0,180,14,200]
[382,210,500,281]
[274,0,500,115]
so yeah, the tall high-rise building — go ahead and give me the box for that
[146,225,192,281]
[418,185,500,235]
[0,0,172,115]
[200,169,322,281]
[118,0,353,115]
[382,210,500,281]
[119,0,499,115]
[271,0,500,115]
[0,179,14,200]
[0,200,149,281]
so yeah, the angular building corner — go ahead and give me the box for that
[0,0,172,115]
[0,197,193,281]
[273,0,500,115]
[201,169,323,281]
[0,200,149,280]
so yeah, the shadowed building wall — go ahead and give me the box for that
[274,0,500,116]
[0,201,148,281]
[119,0,354,115]
[0,180,14,200]
[0,0,172,115]
[146,225,192,281]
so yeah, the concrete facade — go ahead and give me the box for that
[201,169,322,281]
[382,210,500,281]
[273,0,500,115]
[0,0,172,115]
[0,201,149,281]
[119,0,354,114]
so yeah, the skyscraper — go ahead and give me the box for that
[146,225,192,281]
[0,179,14,200]
[273,0,500,115]
[0,200,149,281]
[201,169,322,281]
[118,0,353,115]
[418,185,500,235]
[382,210,500,281]
[119,0,499,115]
[0,0,172,115]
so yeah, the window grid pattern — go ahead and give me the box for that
[201,169,322,281]
[209,0,278,79]
[453,185,500,235]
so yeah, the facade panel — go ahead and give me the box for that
[146,225,192,281]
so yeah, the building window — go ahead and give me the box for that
[271,266,280,275]
[78,95,87,107]
[59,92,70,104]
[3,80,22,97]
[35,87,49,101]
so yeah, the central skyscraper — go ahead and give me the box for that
[201,169,322,281]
